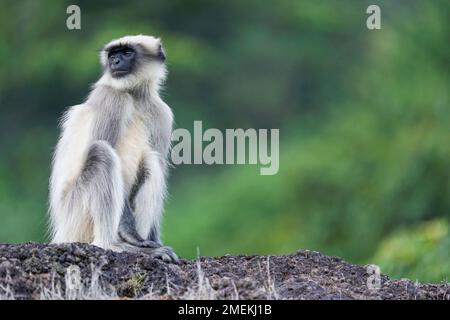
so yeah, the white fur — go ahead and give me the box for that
[49,35,173,250]
[97,35,167,92]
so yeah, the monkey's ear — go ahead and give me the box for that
[98,45,108,54]
[98,47,109,67]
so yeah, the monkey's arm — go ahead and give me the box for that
[118,199,161,248]
[118,199,179,262]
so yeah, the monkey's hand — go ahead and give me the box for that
[118,200,163,248]
[118,227,161,248]
[117,202,179,263]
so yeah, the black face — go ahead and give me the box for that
[108,46,136,77]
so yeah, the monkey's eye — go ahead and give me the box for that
[124,50,134,57]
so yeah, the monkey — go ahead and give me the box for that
[49,35,178,263]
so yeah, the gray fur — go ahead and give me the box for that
[129,160,150,210]
[49,35,177,263]
[147,224,162,245]
[82,141,121,245]
[87,86,131,147]
[118,199,161,248]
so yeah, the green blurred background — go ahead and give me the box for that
[0,0,448,282]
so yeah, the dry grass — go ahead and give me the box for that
[39,265,117,300]
[0,273,15,300]
[179,259,217,299]
[1,257,278,300]
[262,256,279,299]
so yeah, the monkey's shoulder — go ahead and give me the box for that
[60,104,94,128]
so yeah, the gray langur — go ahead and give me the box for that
[49,35,178,262]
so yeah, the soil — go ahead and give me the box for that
[0,242,448,300]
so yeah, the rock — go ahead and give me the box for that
[0,242,448,300]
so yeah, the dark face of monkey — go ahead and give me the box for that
[108,46,136,77]
[107,44,166,78]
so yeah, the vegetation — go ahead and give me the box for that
[0,1,448,282]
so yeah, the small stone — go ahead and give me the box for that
[0,261,12,272]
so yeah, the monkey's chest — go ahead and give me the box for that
[115,120,151,192]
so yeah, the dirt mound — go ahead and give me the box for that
[0,242,448,300]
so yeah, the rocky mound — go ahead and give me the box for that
[0,243,448,300]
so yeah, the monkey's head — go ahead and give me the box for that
[99,35,167,90]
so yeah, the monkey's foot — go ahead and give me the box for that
[116,242,179,263]
[141,246,180,264]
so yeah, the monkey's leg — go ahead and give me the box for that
[81,140,124,249]
[118,199,161,248]
[118,200,179,263]
[127,153,179,263]
[83,142,178,262]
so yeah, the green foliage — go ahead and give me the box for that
[0,1,448,282]
[372,219,449,283]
